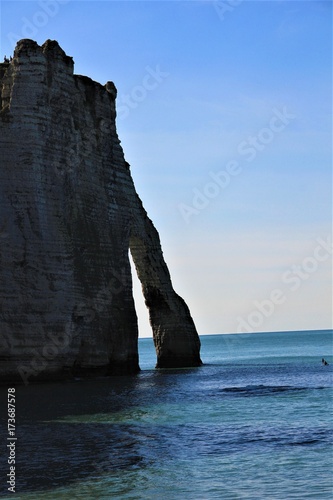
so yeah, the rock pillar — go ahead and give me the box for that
[0,39,201,383]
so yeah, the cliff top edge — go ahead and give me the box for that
[2,39,116,97]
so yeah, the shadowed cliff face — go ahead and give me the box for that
[0,39,201,383]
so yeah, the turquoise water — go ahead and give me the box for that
[0,330,332,499]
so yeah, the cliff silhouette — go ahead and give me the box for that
[0,39,201,384]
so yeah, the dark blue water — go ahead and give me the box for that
[0,330,332,499]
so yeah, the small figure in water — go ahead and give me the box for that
[322,358,329,365]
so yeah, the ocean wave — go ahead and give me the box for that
[218,385,326,397]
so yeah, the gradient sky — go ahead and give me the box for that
[1,0,332,337]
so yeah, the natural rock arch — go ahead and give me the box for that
[130,227,201,369]
[0,39,201,383]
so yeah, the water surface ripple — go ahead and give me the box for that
[0,330,332,499]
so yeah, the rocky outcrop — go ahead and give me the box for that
[0,39,201,384]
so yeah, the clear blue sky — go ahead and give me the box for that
[1,1,332,336]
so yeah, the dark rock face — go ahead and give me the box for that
[0,39,201,384]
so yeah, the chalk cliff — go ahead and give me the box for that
[0,39,201,383]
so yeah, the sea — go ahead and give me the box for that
[0,329,332,499]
